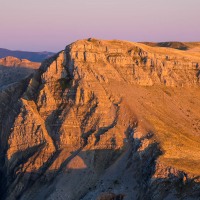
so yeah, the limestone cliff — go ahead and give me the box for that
[0,39,200,200]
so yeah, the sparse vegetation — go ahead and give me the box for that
[54,77,73,92]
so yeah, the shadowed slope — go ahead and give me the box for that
[0,56,41,88]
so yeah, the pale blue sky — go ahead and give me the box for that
[0,0,200,51]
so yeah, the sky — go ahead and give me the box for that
[0,0,200,52]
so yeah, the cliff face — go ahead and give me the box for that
[1,39,200,200]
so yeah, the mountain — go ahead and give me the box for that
[0,56,40,68]
[0,56,40,88]
[142,41,200,51]
[0,48,55,62]
[0,38,200,200]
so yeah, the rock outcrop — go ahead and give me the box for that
[0,39,200,200]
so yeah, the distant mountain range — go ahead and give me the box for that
[141,41,200,51]
[0,48,55,62]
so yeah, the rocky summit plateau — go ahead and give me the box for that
[0,38,200,200]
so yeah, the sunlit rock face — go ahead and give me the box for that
[0,39,200,200]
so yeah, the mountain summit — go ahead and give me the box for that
[0,39,200,200]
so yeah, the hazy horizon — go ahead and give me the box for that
[1,0,200,52]
[1,39,200,53]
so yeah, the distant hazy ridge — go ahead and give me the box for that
[0,48,55,62]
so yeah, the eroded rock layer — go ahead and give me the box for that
[1,39,200,200]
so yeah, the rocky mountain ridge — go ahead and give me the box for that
[0,56,40,69]
[0,39,200,200]
[142,41,200,51]
[0,48,55,62]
